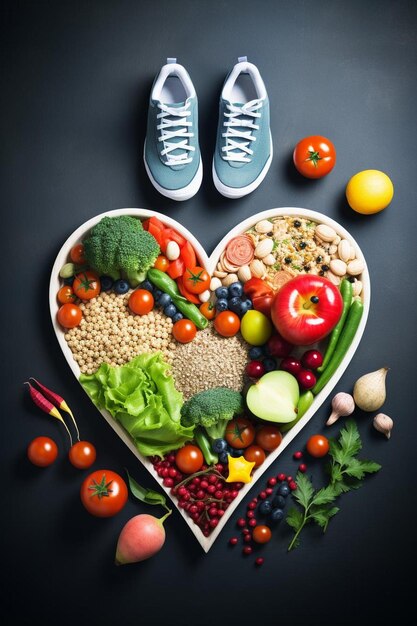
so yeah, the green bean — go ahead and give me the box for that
[280,390,314,433]
[312,299,364,395]
[317,279,353,373]
[147,268,208,330]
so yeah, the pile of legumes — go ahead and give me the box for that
[55,211,365,537]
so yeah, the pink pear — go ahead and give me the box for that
[115,512,171,565]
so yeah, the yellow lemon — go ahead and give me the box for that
[346,169,394,214]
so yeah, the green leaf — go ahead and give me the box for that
[357,459,382,475]
[311,506,340,531]
[338,419,362,461]
[313,483,340,506]
[343,457,367,480]
[286,507,304,531]
[293,472,315,509]
[126,470,170,510]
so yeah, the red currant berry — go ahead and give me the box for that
[229,537,238,546]
[255,557,264,566]
[237,517,246,528]
[267,477,277,486]
[289,481,298,491]
[298,463,307,473]
[277,473,287,481]
[243,546,253,555]
[293,451,303,460]
[248,518,257,527]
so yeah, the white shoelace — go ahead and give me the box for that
[157,102,195,166]
[222,99,262,163]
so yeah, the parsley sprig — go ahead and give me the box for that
[286,420,381,551]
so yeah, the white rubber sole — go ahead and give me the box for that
[212,133,273,199]
[143,142,203,202]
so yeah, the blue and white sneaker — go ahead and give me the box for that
[213,57,273,199]
[144,58,202,201]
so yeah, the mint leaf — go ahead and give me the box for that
[293,472,315,509]
[286,507,304,531]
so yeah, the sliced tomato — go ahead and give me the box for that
[180,240,197,268]
[167,258,185,280]
[177,276,200,303]
[243,277,274,300]
[252,294,274,318]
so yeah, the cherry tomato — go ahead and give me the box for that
[214,311,240,337]
[252,525,272,544]
[225,417,255,449]
[57,303,82,328]
[128,289,154,315]
[80,470,128,517]
[175,445,204,474]
[293,135,336,179]
[70,243,86,265]
[172,319,197,343]
[68,441,97,469]
[57,285,76,304]
[243,445,266,468]
[200,301,216,320]
[154,255,170,272]
[255,425,283,452]
[306,434,329,458]
[27,436,58,467]
[73,271,101,300]
[183,266,210,294]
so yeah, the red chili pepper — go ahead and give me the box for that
[25,381,73,445]
[29,378,80,441]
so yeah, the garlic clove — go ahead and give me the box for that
[373,413,393,439]
[326,392,355,425]
[353,367,389,412]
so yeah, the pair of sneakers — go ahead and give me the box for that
[144,57,273,201]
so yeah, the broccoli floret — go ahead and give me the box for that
[181,387,244,441]
[83,216,160,285]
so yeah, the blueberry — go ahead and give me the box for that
[243,297,253,310]
[158,293,172,308]
[63,276,74,286]
[237,299,251,316]
[164,303,177,318]
[277,484,290,497]
[263,357,277,372]
[215,298,228,312]
[153,289,163,303]
[272,495,286,509]
[249,346,264,360]
[172,312,183,323]
[270,508,285,522]
[228,296,242,314]
[100,275,113,291]
[212,438,228,453]
[228,282,243,298]
[230,448,244,458]
[215,287,229,300]
[113,279,130,294]
[219,451,229,464]
[258,500,272,516]
[140,280,154,292]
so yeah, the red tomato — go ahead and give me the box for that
[293,135,336,179]
[154,255,169,272]
[57,303,82,328]
[80,470,128,517]
[225,417,255,449]
[70,243,86,265]
[255,425,283,451]
[166,258,185,280]
[252,525,272,544]
[68,441,97,469]
[180,241,197,269]
[175,445,204,474]
[128,289,154,315]
[177,276,200,304]
[27,436,58,467]
[306,434,329,458]
[183,266,210,294]
[243,445,266,467]
[214,311,240,337]
[172,319,197,343]
[200,301,216,320]
[73,271,101,300]
[271,275,343,346]
[57,285,76,304]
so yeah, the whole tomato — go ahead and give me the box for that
[175,445,204,474]
[27,436,58,467]
[172,319,197,343]
[183,266,210,294]
[57,303,82,328]
[306,434,329,458]
[225,417,255,449]
[73,271,101,300]
[80,470,128,517]
[255,425,283,452]
[243,445,266,468]
[57,285,76,304]
[214,311,240,337]
[293,135,336,179]
[69,441,97,469]
[128,289,154,315]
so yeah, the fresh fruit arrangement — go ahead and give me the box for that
[49,207,370,550]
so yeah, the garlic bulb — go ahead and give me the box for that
[353,367,389,412]
[373,413,393,439]
[326,392,355,426]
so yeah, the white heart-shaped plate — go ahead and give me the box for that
[50,207,370,552]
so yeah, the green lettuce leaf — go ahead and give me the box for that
[79,352,193,457]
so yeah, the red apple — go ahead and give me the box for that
[271,275,343,346]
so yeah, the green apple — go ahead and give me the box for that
[246,371,299,423]
[240,310,272,346]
